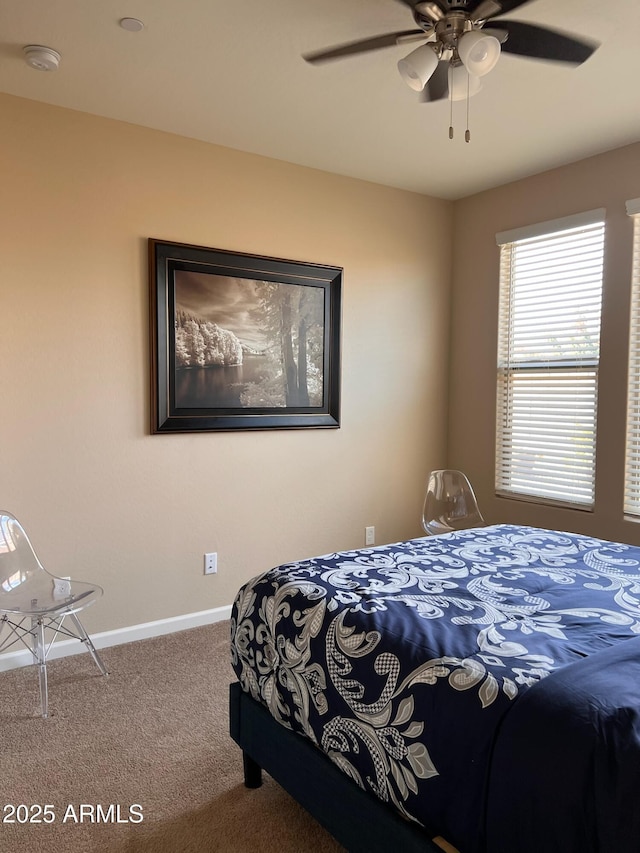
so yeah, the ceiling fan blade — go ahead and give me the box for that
[420,60,449,102]
[304,30,426,63]
[498,20,599,64]
[470,1,503,22]
[413,2,446,22]
[482,27,509,44]
[397,28,435,44]
[480,0,534,16]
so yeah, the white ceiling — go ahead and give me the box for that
[1,0,639,200]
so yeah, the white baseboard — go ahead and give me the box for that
[0,604,232,673]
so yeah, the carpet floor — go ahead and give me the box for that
[0,620,345,852]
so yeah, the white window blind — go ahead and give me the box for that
[496,212,605,508]
[624,199,640,518]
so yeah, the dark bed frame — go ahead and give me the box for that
[229,682,443,852]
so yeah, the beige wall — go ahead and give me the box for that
[0,93,452,635]
[450,142,640,545]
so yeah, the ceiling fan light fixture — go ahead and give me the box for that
[397,43,439,92]
[458,30,501,77]
[448,63,482,102]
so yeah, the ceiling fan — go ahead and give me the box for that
[303,0,599,109]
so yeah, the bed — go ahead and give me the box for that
[229,524,640,852]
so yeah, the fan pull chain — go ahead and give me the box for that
[449,72,454,139]
[465,72,471,143]
[448,65,472,142]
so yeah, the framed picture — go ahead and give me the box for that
[149,239,342,433]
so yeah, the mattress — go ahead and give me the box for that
[230,524,640,852]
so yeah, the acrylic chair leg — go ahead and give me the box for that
[32,617,48,719]
[69,612,108,677]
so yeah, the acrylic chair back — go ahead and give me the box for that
[0,512,46,609]
[422,470,485,536]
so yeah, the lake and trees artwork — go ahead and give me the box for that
[150,240,342,432]
[174,271,325,410]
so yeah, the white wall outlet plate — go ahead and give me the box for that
[204,553,217,575]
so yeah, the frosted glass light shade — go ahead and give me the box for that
[458,30,501,77]
[448,63,482,101]
[397,43,439,92]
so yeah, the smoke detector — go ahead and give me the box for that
[23,45,61,72]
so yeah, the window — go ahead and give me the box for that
[624,198,640,518]
[495,210,606,508]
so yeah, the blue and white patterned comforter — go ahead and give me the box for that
[230,524,640,852]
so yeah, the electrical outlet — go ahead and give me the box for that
[53,576,71,598]
[365,526,375,546]
[204,552,218,575]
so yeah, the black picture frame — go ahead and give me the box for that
[149,239,342,433]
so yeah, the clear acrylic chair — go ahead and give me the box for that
[422,469,485,535]
[0,510,108,718]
